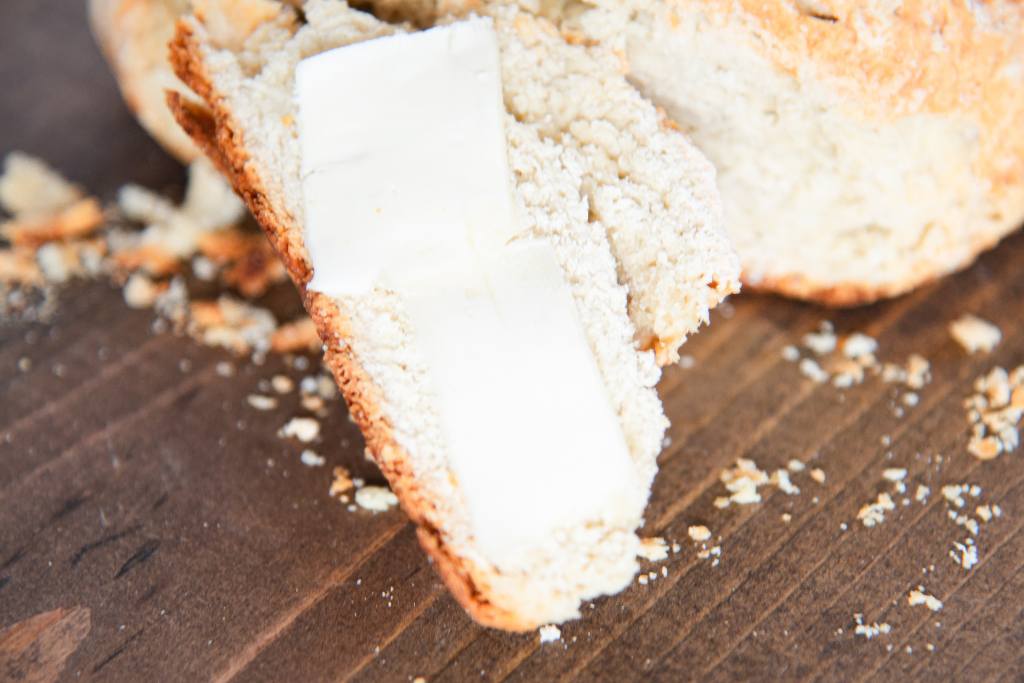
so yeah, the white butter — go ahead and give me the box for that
[295,18,518,295]
[295,20,641,570]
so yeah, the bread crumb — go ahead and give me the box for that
[688,525,712,542]
[810,468,826,484]
[803,326,837,355]
[300,449,325,467]
[697,545,721,561]
[965,366,1023,461]
[637,537,669,562]
[269,316,319,353]
[718,458,769,506]
[279,416,320,442]
[976,505,993,522]
[301,395,325,413]
[247,394,277,411]
[842,333,878,359]
[0,152,82,216]
[858,492,896,527]
[0,153,103,248]
[799,358,830,384]
[197,227,286,298]
[941,484,967,508]
[950,541,978,570]
[538,625,561,644]
[905,355,931,390]
[781,345,800,362]
[950,315,1001,354]
[853,614,892,639]
[36,242,80,283]
[271,374,294,394]
[191,254,218,281]
[908,588,943,611]
[781,513,792,523]
[329,466,353,497]
[187,296,277,355]
[355,486,398,512]
[123,272,163,309]
[882,468,907,482]
[915,485,930,502]
[787,459,806,472]
[678,354,695,369]
[300,376,319,396]
[831,360,864,388]
[771,469,801,495]
[968,437,1002,461]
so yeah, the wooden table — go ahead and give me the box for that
[2,2,1023,681]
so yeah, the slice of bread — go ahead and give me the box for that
[166,0,737,629]
[386,0,1024,305]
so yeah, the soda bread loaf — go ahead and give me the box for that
[381,0,1024,305]
[165,0,738,629]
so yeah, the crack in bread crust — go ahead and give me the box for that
[166,20,535,631]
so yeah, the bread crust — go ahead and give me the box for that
[167,20,535,631]
[695,0,1024,306]
[746,221,1011,307]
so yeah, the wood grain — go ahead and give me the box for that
[1,1,1023,680]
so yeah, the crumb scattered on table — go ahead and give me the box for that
[949,314,1001,354]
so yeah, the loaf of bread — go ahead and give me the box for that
[380,0,1024,305]
[166,0,738,629]
[90,0,200,162]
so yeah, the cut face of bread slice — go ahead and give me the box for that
[530,0,1024,305]
[166,0,709,629]
[473,3,739,362]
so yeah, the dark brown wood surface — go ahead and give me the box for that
[2,2,1023,681]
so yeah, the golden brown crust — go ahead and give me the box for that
[744,273,921,308]
[667,1,1024,195]
[166,19,535,631]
